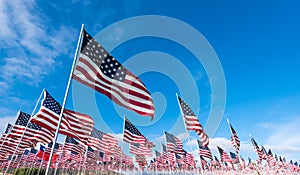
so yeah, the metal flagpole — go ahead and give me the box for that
[4,89,44,175]
[175,93,203,174]
[45,24,84,175]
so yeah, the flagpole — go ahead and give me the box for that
[45,24,84,175]
[4,89,44,175]
[175,93,203,174]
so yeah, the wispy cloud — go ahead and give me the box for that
[0,0,75,88]
[0,116,15,132]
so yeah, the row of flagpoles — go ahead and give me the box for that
[0,24,299,175]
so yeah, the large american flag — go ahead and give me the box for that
[227,119,240,154]
[30,90,94,145]
[123,118,147,144]
[177,96,209,147]
[73,29,154,119]
[217,146,232,162]
[197,140,212,160]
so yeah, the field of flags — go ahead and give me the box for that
[0,26,299,175]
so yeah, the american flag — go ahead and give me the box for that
[183,151,195,167]
[161,144,168,161]
[30,90,94,145]
[123,118,147,144]
[261,145,268,160]
[88,127,118,153]
[227,119,240,154]
[217,146,232,162]
[129,143,152,157]
[164,131,184,154]
[64,136,86,156]
[7,111,54,149]
[197,140,212,160]
[177,96,209,147]
[267,149,277,167]
[2,123,12,136]
[251,137,263,160]
[73,29,154,119]
[230,152,239,164]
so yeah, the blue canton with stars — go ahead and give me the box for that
[125,118,143,136]
[80,30,127,82]
[42,91,62,115]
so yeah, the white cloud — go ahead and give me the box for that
[0,116,15,132]
[0,0,75,89]
[0,82,9,95]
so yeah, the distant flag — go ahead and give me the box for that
[88,127,118,153]
[123,118,147,144]
[161,144,168,161]
[2,123,12,136]
[275,154,278,162]
[30,90,94,145]
[129,143,152,157]
[197,140,212,160]
[260,145,268,160]
[7,111,54,147]
[248,157,252,164]
[217,146,231,162]
[73,29,154,119]
[250,137,263,160]
[227,119,240,154]
[230,152,239,164]
[64,136,86,156]
[177,96,209,146]
[267,149,276,167]
[164,131,184,154]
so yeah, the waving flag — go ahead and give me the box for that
[230,152,239,164]
[7,111,54,147]
[30,90,94,144]
[123,118,147,144]
[73,29,154,119]
[227,119,240,154]
[217,146,231,162]
[88,127,118,153]
[251,137,263,160]
[164,131,184,154]
[64,136,86,156]
[267,149,276,167]
[129,143,152,156]
[197,140,212,160]
[177,96,209,147]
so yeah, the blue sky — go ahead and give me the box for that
[1,0,300,164]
